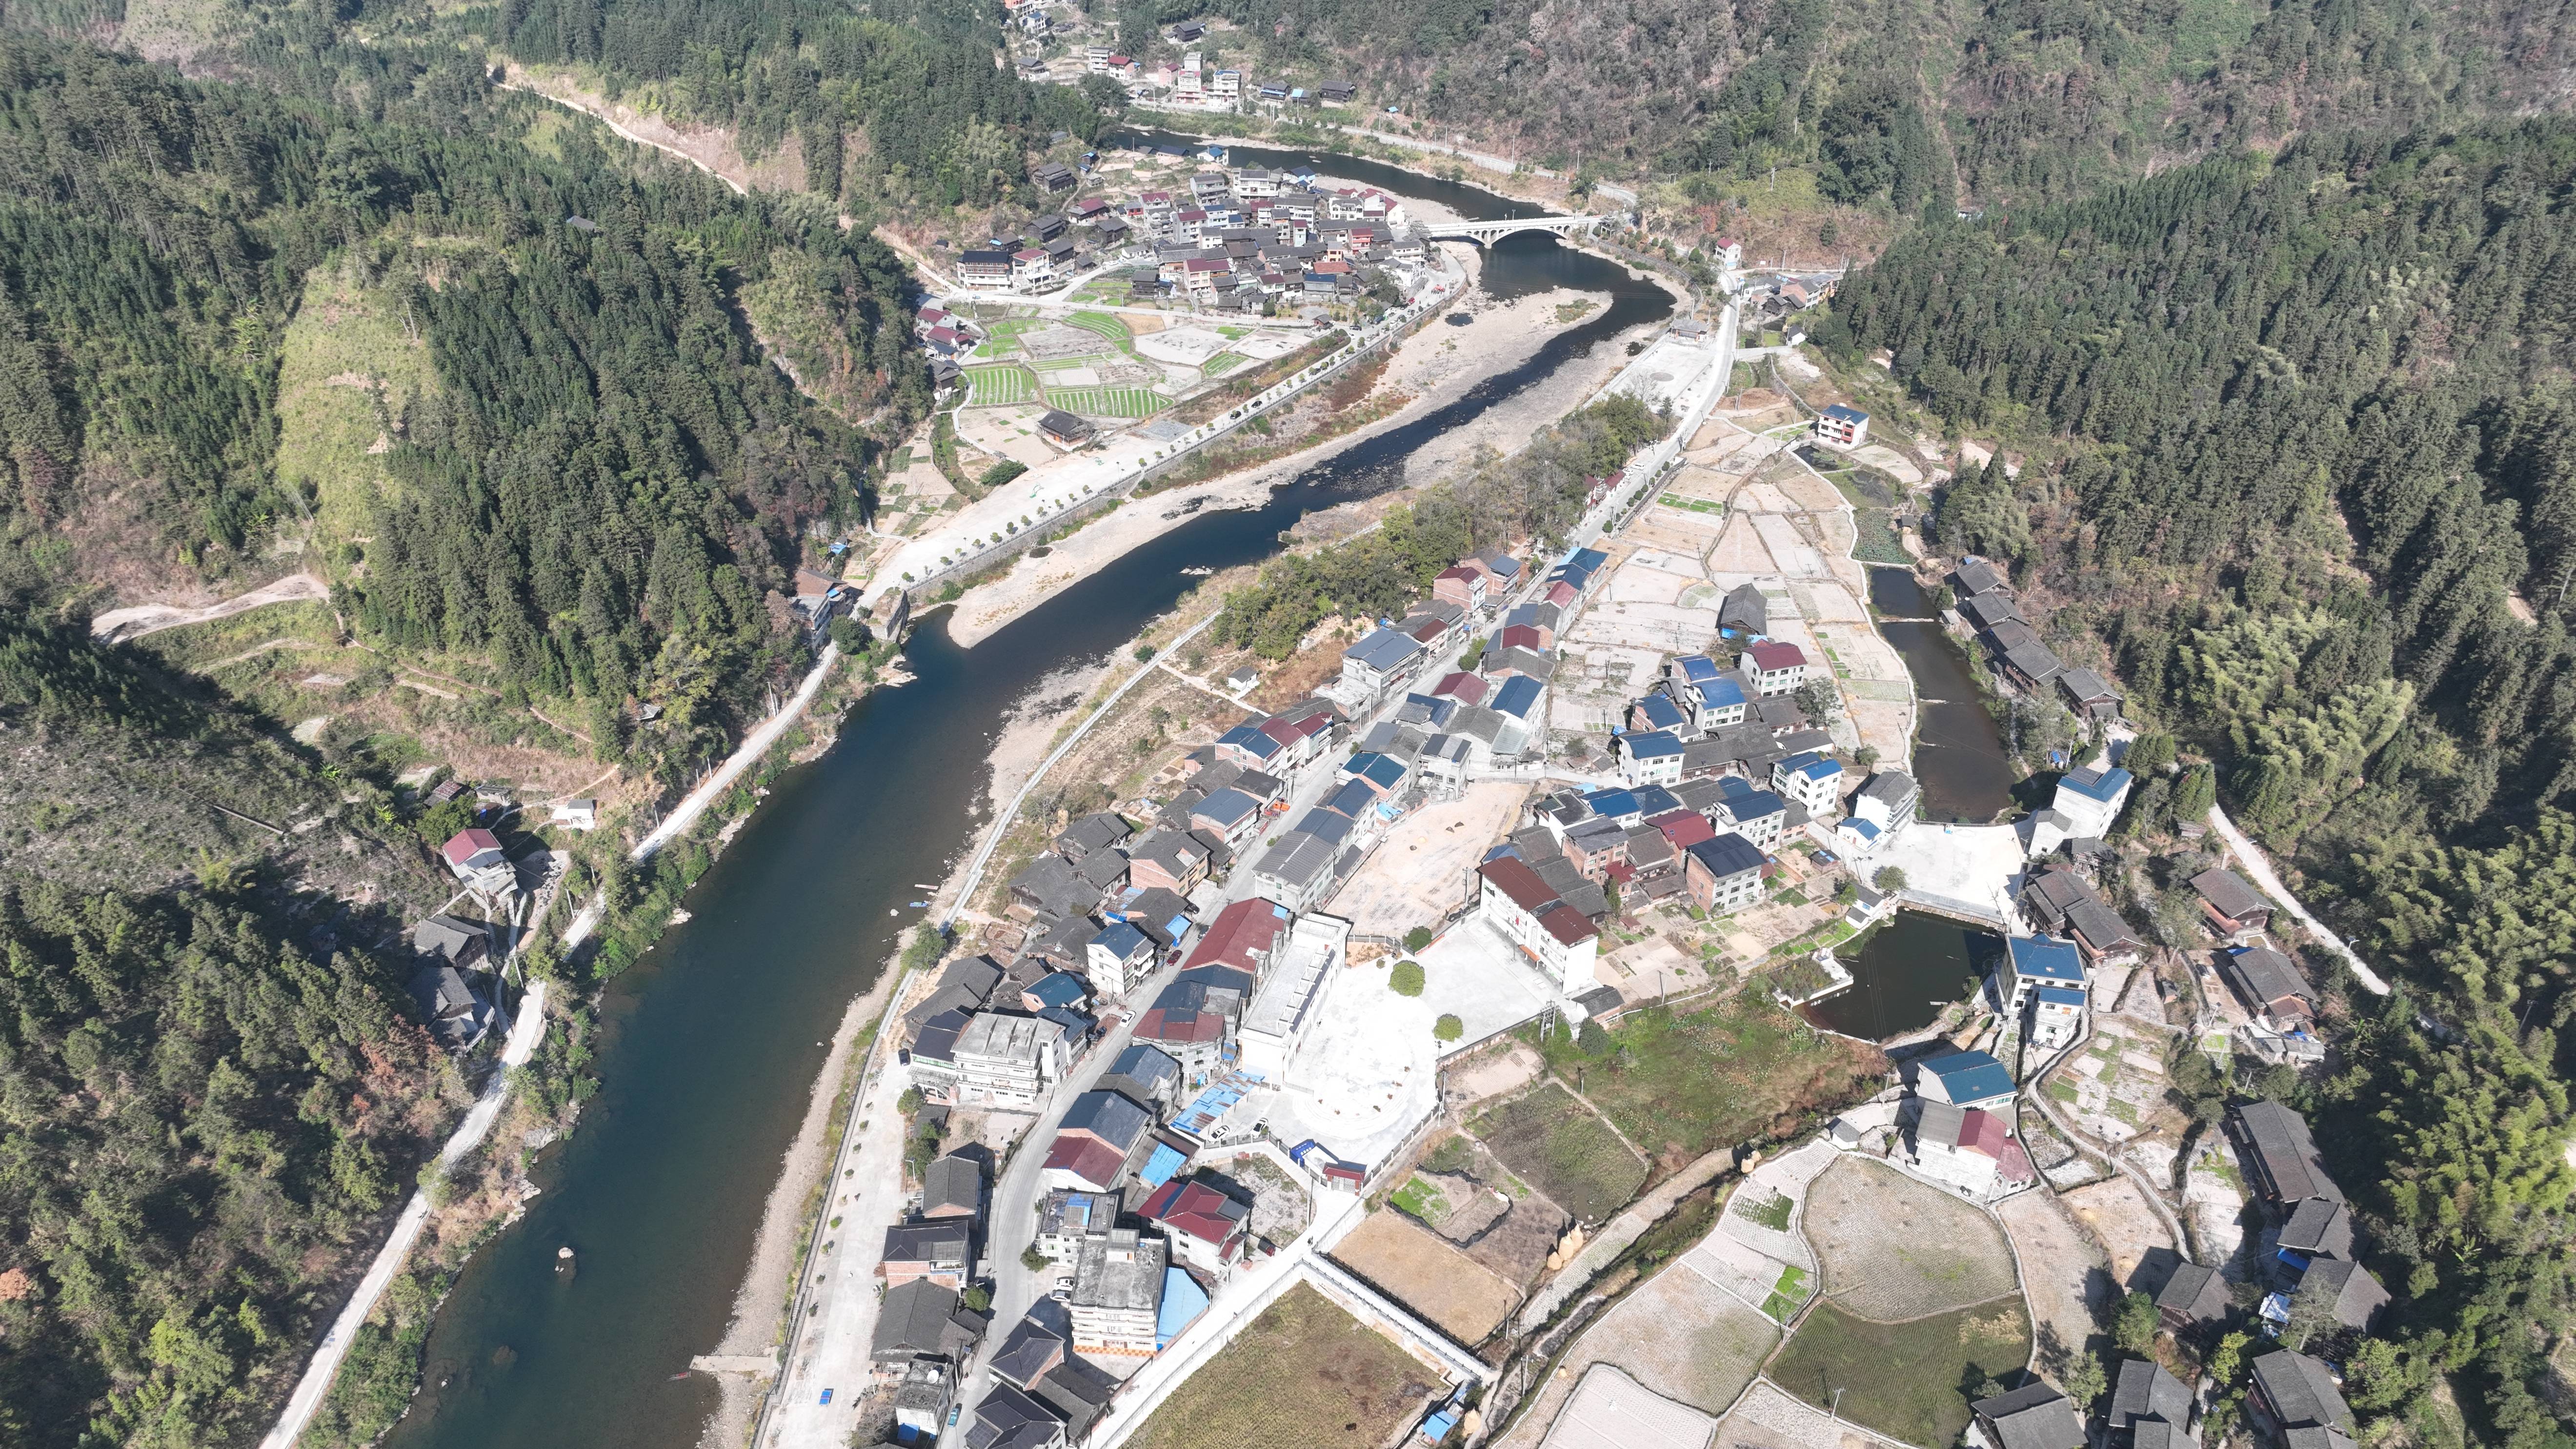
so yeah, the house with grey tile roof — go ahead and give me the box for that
[1972,1382,2085,1449]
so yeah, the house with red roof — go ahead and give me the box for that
[1473,857,1599,991]
[1432,565,1488,613]
[1183,898,1292,981]
[440,828,506,879]
[1138,1178,1250,1274]
[1740,641,1812,696]
[1429,671,1487,705]
[1912,1101,2033,1195]
[1040,1135,1131,1194]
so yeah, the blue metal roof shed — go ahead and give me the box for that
[1156,1267,1208,1348]
[1917,1050,2015,1106]
[2008,935,2087,986]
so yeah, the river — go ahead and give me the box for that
[1864,565,2015,823]
[383,146,1670,1449]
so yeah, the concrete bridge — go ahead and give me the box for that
[1421,213,1609,246]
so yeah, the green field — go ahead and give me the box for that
[1522,995,1883,1167]
[1065,310,1134,344]
[1389,1176,1444,1219]
[1465,1083,1648,1222]
[1044,384,1162,418]
[1125,1283,1436,1449]
[1770,1298,2031,1448]
[1660,493,1726,514]
[965,365,1037,406]
[1761,1263,1812,1321]
[1030,354,1112,373]
[1200,350,1249,375]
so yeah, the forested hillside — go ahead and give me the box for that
[1823,125,2576,1446]
[1822,124,2576,840]
[482,0,1120,208]
[1117,0,2568,209]
[0,36,921,780]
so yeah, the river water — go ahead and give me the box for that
[386,148,1670,1449]
[1864,566,2015,822]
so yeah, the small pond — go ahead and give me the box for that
[1802,909,2004,1040]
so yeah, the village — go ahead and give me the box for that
[728,284,2383,1449]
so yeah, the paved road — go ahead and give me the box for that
[259,983,550,1449]
[2202,805,2388,995]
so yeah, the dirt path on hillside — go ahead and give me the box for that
[90,573,329,644]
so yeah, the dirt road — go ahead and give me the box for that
[89,573,329,644]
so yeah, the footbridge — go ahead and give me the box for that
[1422,213,1609,246]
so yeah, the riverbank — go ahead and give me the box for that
[689,642,1117,1446]
[946,271,1622,646]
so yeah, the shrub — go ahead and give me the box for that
[1389,960,1424,996]
[1873,865,1908,892]
[1403,925,1435,951]
[980,460,1028,488]
[1433,1014,1464,1042]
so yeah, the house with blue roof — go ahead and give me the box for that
[1772,751,1844,817]
[1086,921,1157,1000]
[1630,785,1684,819]
[1619,728,1686,787]
[1343,751,1408,796]
[1684,831,1767,915]
[1912,1049,2016,1109]
[1628,692,1690,737]
[1215,722,1284,768]
[1814,402,1869,449]
[1564,546,1609,574]
[1339,627,1427,699]
[1322,776,1385,822]
[2050,764,2133,839]
[1023,972,1091,1013]
[2029,984,2087,1050]
[1666,654,1751,728]
[1187,786,1265,846]
[1581,786,1643,825]
[1999,935,2086,1014]
[1718,787,1788,847]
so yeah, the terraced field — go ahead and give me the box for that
[965,365,1037,406]
[1045,384,1163,418]
[1065,310,1135,344]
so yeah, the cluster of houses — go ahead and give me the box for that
[942,147,1427,312]
[1950,556,2124,725]
[2192,866,2327,1060]
[1966,1099,2379,1449]
[405,822,559,1052]
[883,888,1346,1443]
[1070,30,1360,116]
[1914,1101,2366,1449]
[1233,546,1581,917]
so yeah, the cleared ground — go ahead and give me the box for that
[1523,997,1886,1175]
[2061,1176,2174,1288]
[1576,1252,1780,1411]
[1769,1297,2032,1449]
[1801,1157,2018,1321]
[1717,1379,1898,1449]
[1123,1282,1439,1449]
[1995,1185,2113,1374]
[1324,782,1527,939]
[1468,1083,1650,1223]
[1539,1365,1720,1449]
[1330,1208,1523,1345]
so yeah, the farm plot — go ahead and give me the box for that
[1201,350,1248,375]
[1124,1282,1439,1449]
[1467,1083,1649,1223]
[1330,1208,1523,1344]
[1769,1298,2032,1449]
[1065,309,1134,344]
[1522,997,1885,1174]
[1680,1225,1810,1325]
[964,364,1037,406]
[1799,1157,2018,1321]
[1565,1254,1778,1412]
[1044,384,1164,418]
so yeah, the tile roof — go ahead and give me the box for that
[1139,1178,1249,1245]
[1185,898,1290,972]
[2234,1100,2341,1204]
[1041,1134,1127,1189]
[1686,832,1765,879]
[1059,1089,1150,1150]
[1973,1383,2083,1449]
[2191,866,2271,920]
[2252,1350,2351,1431]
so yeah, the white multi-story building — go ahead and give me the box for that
[1473,857,1599,991]
[1773,751,1844,817]
[950,1012,1060,1107]
[1069,1229,1166,1356]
